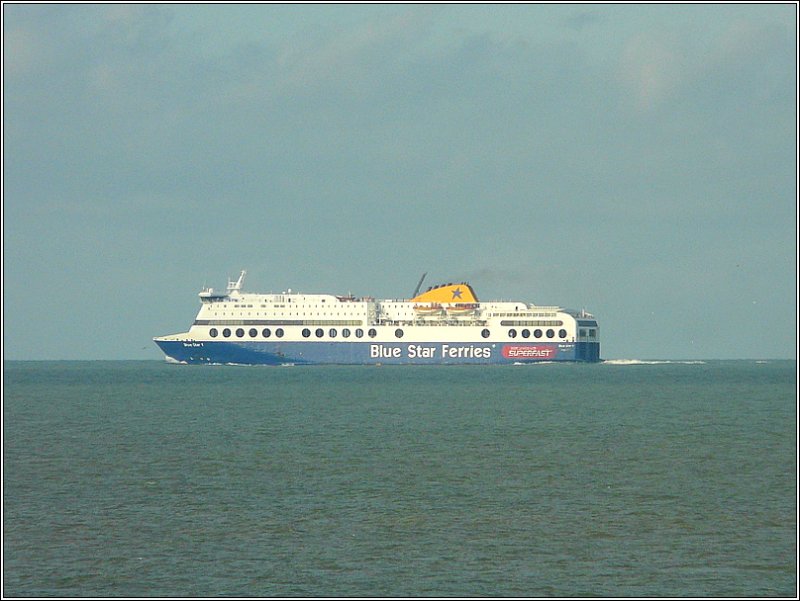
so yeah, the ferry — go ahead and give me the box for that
[153,271,601,365]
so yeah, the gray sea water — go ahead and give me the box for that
[3,360,797,598]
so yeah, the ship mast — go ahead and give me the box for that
[411,272,427,298]
[227,270,246,294]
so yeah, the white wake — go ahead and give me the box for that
[602,359,707,365]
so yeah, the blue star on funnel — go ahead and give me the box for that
[451,287,463,299]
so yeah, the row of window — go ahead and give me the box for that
[207,327,573,340]
[303,328,377,339]
[217,298,329,307]
[208,312,363,318]
[303,327,496,340]
[508,328,567,339]
[210,327,285,339]
[500,320,564,327]
[196,319,362,326]
[492,312,558,318]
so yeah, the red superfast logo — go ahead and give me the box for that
[502,345,556,359]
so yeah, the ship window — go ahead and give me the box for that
[508,329,517,338]
[580,329,587,338]
[546,329,555,338]
[210,328,218,338]
[356,329,364,338]
[395,328,404,338]
[329,328,337,338]
[316,328,324,338]
[236,328,245,338]
[342,328,351,338]
[368,328,377,338]
[559,329,567,338]
[302,328,311,338]
[223,328,231,338]
[249,328,258,338]
[276,328,284,337]
[534,329,542,338]
[262,328,272,338]
[522,329,530,338]
[589,329,596,338]
[481,328,490,338]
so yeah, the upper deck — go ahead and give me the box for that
[189,271,597,338]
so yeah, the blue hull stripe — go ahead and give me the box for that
[154,340,601,365]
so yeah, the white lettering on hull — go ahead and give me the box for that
[370,344,492,359]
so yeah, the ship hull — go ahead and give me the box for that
[154,339,601,365]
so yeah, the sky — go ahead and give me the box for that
[3,3,798,361]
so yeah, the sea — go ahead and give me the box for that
[3,360,797,598]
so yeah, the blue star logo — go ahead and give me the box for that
[451,287,463,299]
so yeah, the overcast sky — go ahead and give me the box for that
[3,3,797,360]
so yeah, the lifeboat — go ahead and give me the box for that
[445,303,479,316]
[413,303,443,315]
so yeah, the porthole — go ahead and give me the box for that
[262,328,271,338]
[342,328,351,338]
[546,329,555,338]
[508,329,517,338]
[481,328,490,338]
[356,329,364,338]
[329,328,337,338]
[368,328,377,338]
[236,328,245,338]
[395,328,404,338]
[249,328,258,338]
[276,328,284,338]
[223,328,231,338]
[559,329,567,339]
[534,329,542,338]
[522,329,530,338]
[315,328,324,338]
[302,328,311,338]
[210,328,218,338]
